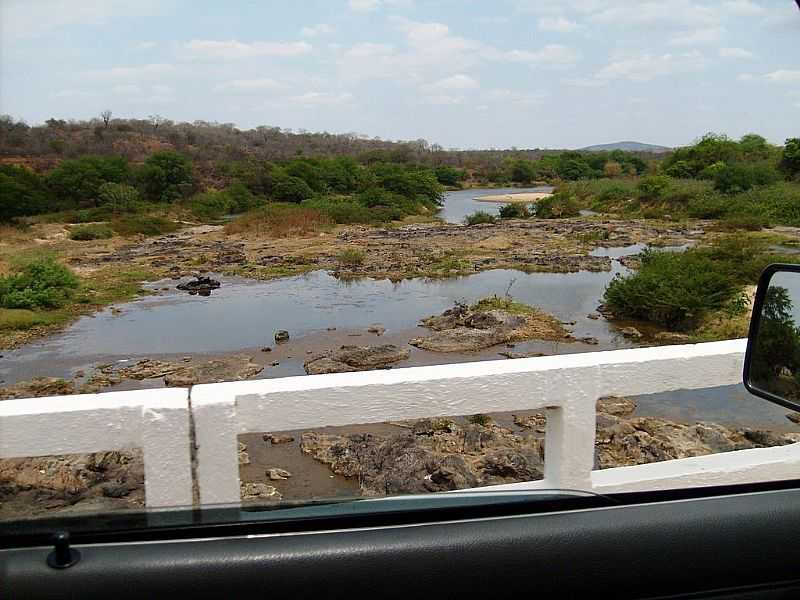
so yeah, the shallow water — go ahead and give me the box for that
[438,186,553,224]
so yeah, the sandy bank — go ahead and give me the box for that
[474,192,553,203]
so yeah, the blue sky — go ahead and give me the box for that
[1,0,798,149]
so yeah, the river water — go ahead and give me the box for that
[0,188,793,432]
[438,186,553,223]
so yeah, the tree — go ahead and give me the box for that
[100,110,112,128]
[46,156,130,208]
[510,159,536,184]
[603,161,623,178]
[149,114,165,131]
[97,182,140,211]
[137,150,193,202]
[750,285,800,392]
[271,176,314,203]
[0,165,52,221]
[781,138,800,180]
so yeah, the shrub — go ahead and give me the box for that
[713,163,781,194]
[467,414,493,426]
[111,215,179,236]
[464,211,497,225]
[637,175,671,199]
[97,182,140,212]
[709,214,768,232]
[534,194,580,218]
[0,164,53,222]
[188,190,236,220]
[498,203,531,219]
[272,176,314,203]
[137,150,193,202]
[434,165,466,186]
[0,257,79,309]
[225,204,332,237]
[337,248,365,267]
[69,224,115,240]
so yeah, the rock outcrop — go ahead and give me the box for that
[304,344,410,374]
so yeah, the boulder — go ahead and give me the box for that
[274,330,290,343]
[304,345,410,374]
[619,326,643,339]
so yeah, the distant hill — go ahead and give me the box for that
[580,141,671,153]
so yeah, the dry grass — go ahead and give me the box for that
[225,205,332,238]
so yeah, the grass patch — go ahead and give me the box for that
[225,204,332,237]
[0,307,67,332]
[0,256,79,309]
[68,223,115,241]
[464,211,497,226]
[472,295,539,316]
[111,215,179,237]
[337,248,365,267]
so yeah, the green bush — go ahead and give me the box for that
[637,176,671,199]
[0,257,80,309]
[498,203,531,219]
[137,150,193,202]
[0,164,52,222]
[534,194,580,218]
[97,182,140,212]
[69,224,115,240]
[713,163,781,194]
[464,211,497,225]
[111,215,179,236]
[46,155,129,209]
[272,176,314,203]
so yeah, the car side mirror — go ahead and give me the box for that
[744,264,800,411]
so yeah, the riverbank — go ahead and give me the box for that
[474,192,553,203]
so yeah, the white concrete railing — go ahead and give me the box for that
[191,338,800,505]
[0,388,193,508]
[4,338,800,508]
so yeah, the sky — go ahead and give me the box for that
[1,0,798,149]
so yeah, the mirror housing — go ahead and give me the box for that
[744,263,800,412]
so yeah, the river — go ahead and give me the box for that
[0,188,792,432]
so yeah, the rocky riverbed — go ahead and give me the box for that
[5,396,798,518]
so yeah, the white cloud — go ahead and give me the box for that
[289,91,354,106]
[423,74,479,91]
[483,88,546,106]
[0,0,164,40]
[719,47,753,59]
[112,84,143,95]
[590,1,717,30]
[596,51,706,82]
[503,44,580,67]
[669,27,723,46]
[537,16,579,32]
[563,77,608,88]
[737,73,754,81]
[183,39,312,60]
[347,0,411,11]
[52,89,96,99]
[86,63,174,81]
[214,78,285,93]
[722,0,765,16]
[301,23,334,37]
[765,70,800,84]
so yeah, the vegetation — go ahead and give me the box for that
[225,204,331,237]
[750,285,800,396]
[68,223,115,240]
[0,256,79,309]
[337,248,366,268]
[472,295,539,316]
[111,215,179,236]
[498,203,532,219]
[464,211,497,225]
[603,235,796,331]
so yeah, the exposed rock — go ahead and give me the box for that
[786,412,800,425]
[597,396,637,418]
[267,468,292,480]
[654,331,692,343]
[367,324,386,336]
[410,302,572,353]
[0,377,75,400]
[579,336,599,345]
[176,275,220,296]
[264,433,295,445]
[499,351,547,359]
[587,313,601,320]
[304,344,410,374]
[261,346,272,352]
[274,330,290,343]
[513,413,547,431]
[300,422,542,496]
[0,450,144,519]
[619,326,643,339]
[240,482,281,502]
[238,442,250,466]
